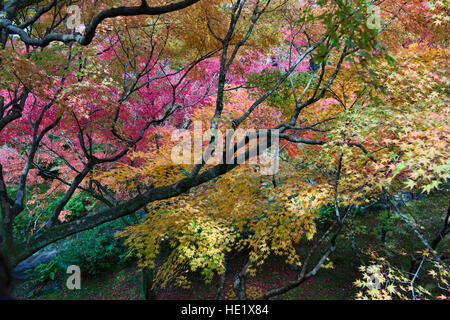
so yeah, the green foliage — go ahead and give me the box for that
[57,221,134,276]
[12,211,34,241]
[30,260,62,284]
[246,69,313,114]
[317,202,375,225]
[12,191,98,241]
[317,203,335,224]
[63,192,97,222]
[27,220,136,286]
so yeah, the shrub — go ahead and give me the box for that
[57,221,134,276]
[31,260,62,284]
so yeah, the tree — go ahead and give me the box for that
[0,0,447,300]
[114,1,449,299]
[0,0,213,265]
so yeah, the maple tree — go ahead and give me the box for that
[0,0,448,300]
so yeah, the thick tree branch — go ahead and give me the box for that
[1,0,201,47]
